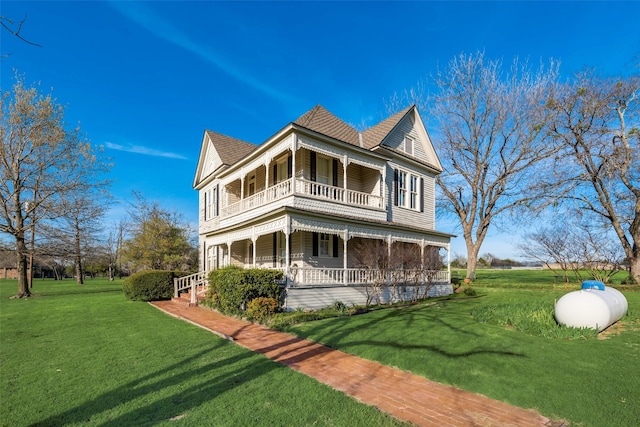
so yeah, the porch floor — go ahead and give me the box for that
[150,300,559,427]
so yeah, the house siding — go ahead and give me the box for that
[195,105,452,310]
[286,284,452,311]
[385,162,436,230]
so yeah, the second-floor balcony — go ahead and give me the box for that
[220,177,384,219]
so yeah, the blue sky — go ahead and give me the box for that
[2,1,638,259]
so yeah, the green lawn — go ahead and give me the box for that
[3,274,639,427]
[282,274,640,427]
[0,278,405,427]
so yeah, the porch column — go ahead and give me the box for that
[343,232,348,285]
[447,243,451,282]
[285,215,291,287]
[252,237,257,268]
[265,159,270,189]
[240,176,245,200]
[420,240,425,270]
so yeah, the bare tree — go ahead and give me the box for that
[548,71,640,283]
[420,246,446,299]
[351,238,388,306]
[1,15,42,60]
[520,226,576,282]
[0,75,109,297]
[106,220,126,280]
[521,221,626,283]
[40,189,110,284]
[426,53,561,279]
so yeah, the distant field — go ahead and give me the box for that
[452,268,633,288]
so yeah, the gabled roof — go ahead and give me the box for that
[361,105,414,149]
[205,130,256,166]
[195,103,441,188]
[293,105,361,147]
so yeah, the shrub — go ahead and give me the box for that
[247,297,280,323]
[206,266,283,315]
[331,301,347,313]
[123,270,186,301]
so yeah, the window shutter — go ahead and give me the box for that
[393,169,399,206]
[273,164,277,183]
[215,184,219,216]
[420,177,424,212]
[332,235,339,258]
[287,155,292,179]
[272,233,277,267]
[202,242,206,270]
[203,191,208,220]
[332,159,338,186]
[312,232,318,256]
[310,152,316,182]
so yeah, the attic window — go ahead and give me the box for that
[403,136,414,156]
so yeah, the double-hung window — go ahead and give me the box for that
[317,156,330,185]
[319,233,330,256]
[395,168,422,212]
[398,170,407,207]
[410,175,418,209]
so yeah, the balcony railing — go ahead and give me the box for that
[295,179,383,208]
[220,177,382,218]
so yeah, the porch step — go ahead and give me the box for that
[172,291,206,307]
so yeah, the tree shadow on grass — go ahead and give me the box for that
[30,341,281,426]
[285,299,526,361]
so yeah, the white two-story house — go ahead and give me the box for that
[193,105,453,309]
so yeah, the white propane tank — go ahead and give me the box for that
[554,281,628,332]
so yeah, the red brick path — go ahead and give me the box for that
[151,300,555,427]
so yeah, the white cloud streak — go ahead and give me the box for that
[105,141,188,160]
[108,1,302,105]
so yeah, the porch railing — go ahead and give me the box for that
[173,271,208,304]
[220,177,382,218]
[172,268,448,306]
[290,267,450,286]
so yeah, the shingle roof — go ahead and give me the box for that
[205,130,257,166]
[361,105,413,149]
[293,105,361,147]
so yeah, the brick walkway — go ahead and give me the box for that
[151,300,557,427]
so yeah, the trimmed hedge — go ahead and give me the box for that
[205,266,284,316]
[123,270,187,301]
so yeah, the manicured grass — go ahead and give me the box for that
[0,278,405,427]
[283,281,640,427]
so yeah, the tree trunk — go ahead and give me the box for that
[16,235,31,298]
[465,240,480,280]
[630,253,640,284]
[74,228,84,284]
[75,255,83,285]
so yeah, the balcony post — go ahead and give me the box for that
[291,142,297,194]
[343,155,348,202]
